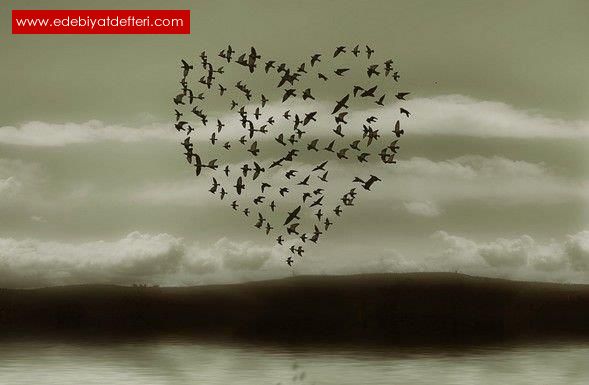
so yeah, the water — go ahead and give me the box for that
[0,339,588,385]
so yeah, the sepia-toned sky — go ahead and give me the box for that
[0,0,588,287]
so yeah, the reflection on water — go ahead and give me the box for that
[0,338,588,385]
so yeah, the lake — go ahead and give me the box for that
[0,338,587,384]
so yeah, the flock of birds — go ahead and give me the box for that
[173,45,411,266]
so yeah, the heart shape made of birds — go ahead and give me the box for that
[174,45,411,266]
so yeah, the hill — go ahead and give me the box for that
[1,273,589,344]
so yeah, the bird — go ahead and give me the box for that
[309,196,324,208]
[337,148,349,159]
[332,94,350,114]
[400,108,411,117]
[180,59,193,76]
[209,177,220,194]
[324,218,333,230]
[287,223,300,235]
[393,120,404,137]
[334,68,349,76]
[302,88,315,100]
[375,94,385,106]
[216,119,225,132]
[282,88,297,102]
[275,134,287,146]
[313,161,328,172]
[367,64,380,77]
[297,175,310,186]
[252,162,265,180]
[264,60,275,73]
[366,45,375,58]
[260,182,271,192]
[333,46,346,57]
[357,153,370,162]
[303,112,317,125]
[334,206,342,216]
[265,222,273,235]
[395,92,410,100]
[234,177,245,195]
[332,125,344,138]
[284,206,301,226]
[353,175,382,190]
[255,213,265,228]
[307,139,319,152]
[315,209,323,221]
[247,141,260,156]
[361,85,378,97]
[310,225,322,243]
[310,53,321,66]
[335,112,348,124]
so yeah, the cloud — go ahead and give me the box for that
[0,232,285,288]
[0,176,21,197]
[400,95,589,139]
[214,238,274,271]
[333,249,426,275]
[385,155,586,206]
[0,158,43,202]
[183,238,278,274]
[403,200,441,217]
[30,215,47,223]
[0,232,184,287]
[3,95,588,147]
[2,229,589,287]
[0,120,170,146]
[130,180,212,207]
[126,154,584,210]
[564,231,589,271]
[431,230,586,276]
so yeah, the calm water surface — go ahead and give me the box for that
[0,339,588,385]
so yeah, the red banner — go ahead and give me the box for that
[12,10,190,34]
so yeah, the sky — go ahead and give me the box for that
[0,0,588,288]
